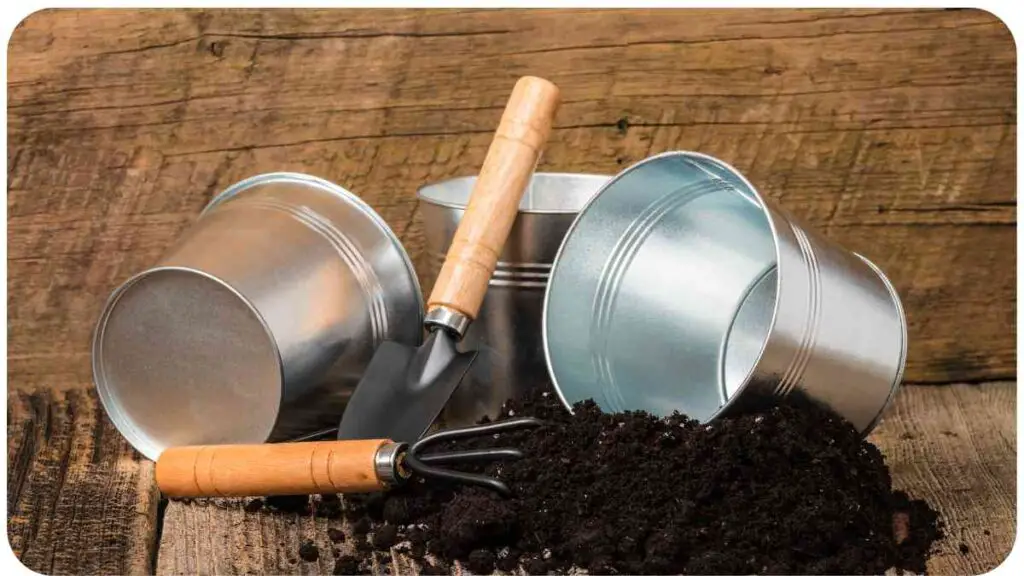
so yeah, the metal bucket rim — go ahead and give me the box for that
[850,252,909,435]
[92,265,285,461]
[203,171,425,325]
[416,172,613,214]
[542,150,786,417]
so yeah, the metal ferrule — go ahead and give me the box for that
[424,307,472,339]
[374,442,410,485]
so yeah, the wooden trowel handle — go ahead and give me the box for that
[427,76,561,323]
[155,439,392,498]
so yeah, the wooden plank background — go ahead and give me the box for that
[6,8,1016,575]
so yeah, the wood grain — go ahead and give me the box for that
[5,7,1016,576]
[869,383,1017,575]
[6,388,159,574]
[155,439,390,498]
[156,496,396,576]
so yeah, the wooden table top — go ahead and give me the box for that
[7,8,1015,575]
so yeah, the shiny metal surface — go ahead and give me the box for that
[424,307,472,338]
[374,442,408,485]
[543,152,907,435]
[418,173,610,427]
[93,172,424,460]
[335,330,477,443]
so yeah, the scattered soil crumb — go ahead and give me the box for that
[265,495,310,515]
[317,494,343,519]
[352,517,371,535]
[371,524,398,550]
[332,554,363,575]
[298,540,319,562]
[467,549,496,573]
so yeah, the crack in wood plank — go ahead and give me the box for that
[501,20,1002,56]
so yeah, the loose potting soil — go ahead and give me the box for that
[269,388,942,575]
[299,540,320,563]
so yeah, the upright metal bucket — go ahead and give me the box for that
[418,173,610,426]
[544,152,907,434]
[92,173,424,460]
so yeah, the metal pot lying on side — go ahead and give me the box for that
[543,151,907,435]
[92,173,424,460]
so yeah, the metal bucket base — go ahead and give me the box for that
[721,264,777,402]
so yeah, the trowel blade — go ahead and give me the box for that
[337,329,477,443]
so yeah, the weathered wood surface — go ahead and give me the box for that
[871,383,1017,575]
[6,388,159,574]
[7,8,1016,392]
[154,383,1017,575]
[6,7,1016,576]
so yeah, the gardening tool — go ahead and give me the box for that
[542,151,907,435]
[418,173,610,427]
[92,172,423,461]
[336,76,561,443]
[155,417,544,498]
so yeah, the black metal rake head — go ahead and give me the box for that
[403,417,545,497]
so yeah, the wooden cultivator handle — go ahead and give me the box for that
[427,76,561,322]
[155,439,395,498]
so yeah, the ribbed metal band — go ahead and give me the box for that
[433,254,551,289]
[424,307,472,339]
[774,222,823,398]
[220,198,389,346]
[589,178,725,411]
[374,442,409,485]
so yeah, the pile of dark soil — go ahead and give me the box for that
[262,388,943,574]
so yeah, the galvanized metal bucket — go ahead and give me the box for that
[92,172,424,460]
[418,173,610,426]
[543,151,907,434]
